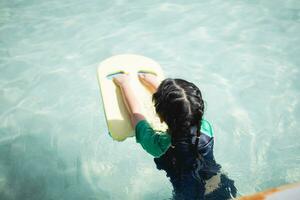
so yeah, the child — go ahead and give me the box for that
[113,73,237,200]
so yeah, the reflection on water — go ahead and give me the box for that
[0,0,299,199]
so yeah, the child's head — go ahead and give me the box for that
[153,78,204,137]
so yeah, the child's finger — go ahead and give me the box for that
[138,73,145,79]
[112,77,119,85]
[138,74,147,84]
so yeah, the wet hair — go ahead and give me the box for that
[152,78,204,139]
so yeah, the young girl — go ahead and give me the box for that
[113,73,237,200]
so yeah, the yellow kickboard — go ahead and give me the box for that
[97,54,167,141]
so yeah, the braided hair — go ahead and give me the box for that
[153,78,205,140]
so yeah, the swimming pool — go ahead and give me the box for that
[0,0,299,199]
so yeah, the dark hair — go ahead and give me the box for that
[152,78,204,139]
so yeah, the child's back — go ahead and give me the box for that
[153,120,236,199]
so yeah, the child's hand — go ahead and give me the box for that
[138,73,159,87]
[113,74,130,87]
[138,73,160,92]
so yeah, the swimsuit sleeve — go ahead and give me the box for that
[135,120,171,158]
[201,119,214,137]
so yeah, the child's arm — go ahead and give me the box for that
[113,74,145,128]
[114,74,171,157]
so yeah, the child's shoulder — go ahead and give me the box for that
[200,119,214,137]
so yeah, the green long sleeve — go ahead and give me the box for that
[135,120,171,157]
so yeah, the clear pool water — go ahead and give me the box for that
[0,0,299,199]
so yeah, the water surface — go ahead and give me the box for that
[0,0,300,199]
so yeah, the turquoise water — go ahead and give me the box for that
[0,0,300,199]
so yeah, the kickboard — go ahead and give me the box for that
[97,54,167,141]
